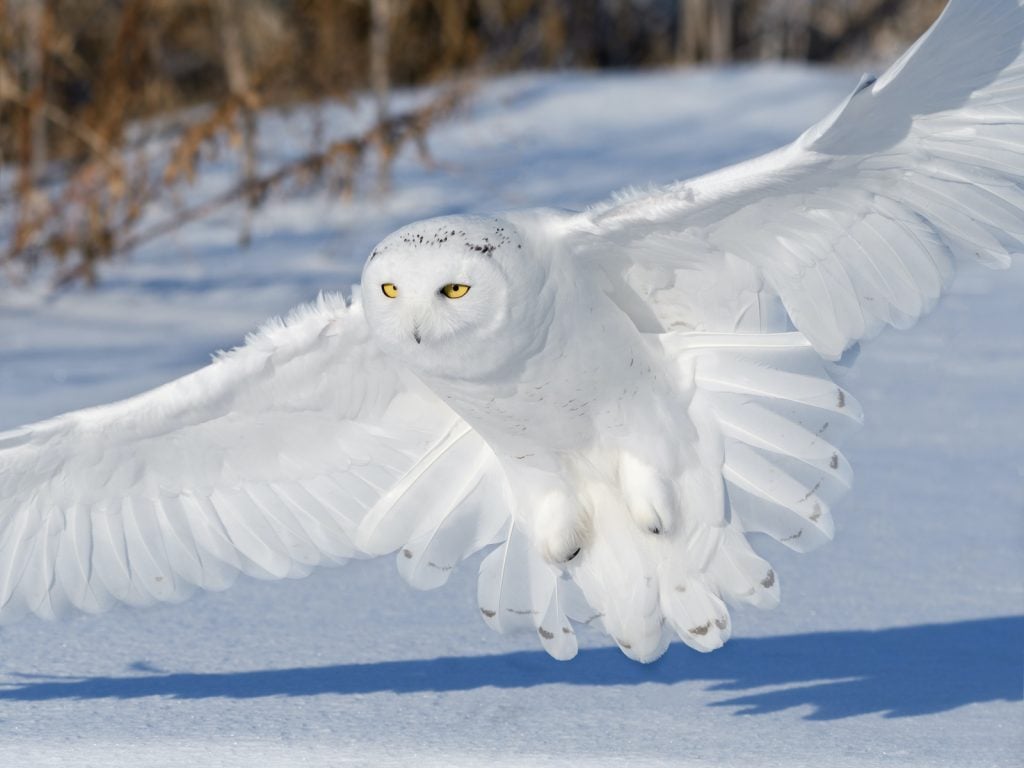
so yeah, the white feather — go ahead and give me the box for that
[0,292,503,621]
[583,0,1024,360]
[1,0,1020,664]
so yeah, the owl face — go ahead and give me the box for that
[362,215,545,380]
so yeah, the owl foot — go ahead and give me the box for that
[534,489,589,564]
[619,453,677,536]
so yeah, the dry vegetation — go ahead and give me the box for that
[0,0,945,288]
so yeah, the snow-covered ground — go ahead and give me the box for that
[0,66,1021,768]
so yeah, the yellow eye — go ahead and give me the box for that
[441,283,470,299]
[381,283,399,298]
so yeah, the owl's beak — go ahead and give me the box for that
[412,326,422,344]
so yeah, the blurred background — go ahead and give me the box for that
[0,0,945,289]
[3,7,1023,767]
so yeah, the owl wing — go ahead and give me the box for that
[577,0,1023,357]
[0,291,514,623]
[554,0,1022,659]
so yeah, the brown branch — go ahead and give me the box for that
[29,87,468,288]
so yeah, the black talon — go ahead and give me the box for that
[565,547,581,562]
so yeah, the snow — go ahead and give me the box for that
[0,65,1021,767]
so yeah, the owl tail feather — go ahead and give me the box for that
[564,331,863,662]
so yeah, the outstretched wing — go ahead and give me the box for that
[0,291,510,623]
[578,0,1024,358]
[554,0,1022,660]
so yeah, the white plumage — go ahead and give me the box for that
[1,0,1021,662]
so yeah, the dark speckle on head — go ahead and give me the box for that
[367,215,522,265]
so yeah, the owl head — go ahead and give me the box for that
[361,214,552,380]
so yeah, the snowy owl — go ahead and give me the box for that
[1,0,1021,663]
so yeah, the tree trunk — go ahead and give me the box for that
[677,0,734,63]
[370,0,392,192]
[708,0,733,63]
[25,0,47,183]
[213,0,257,245]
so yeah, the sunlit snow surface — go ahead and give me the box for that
[0,66,1021,767]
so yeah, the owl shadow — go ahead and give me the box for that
[1,616,1019,720]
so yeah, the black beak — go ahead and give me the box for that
[413,330,422,344]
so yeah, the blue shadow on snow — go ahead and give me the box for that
[1,616,1020,719]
